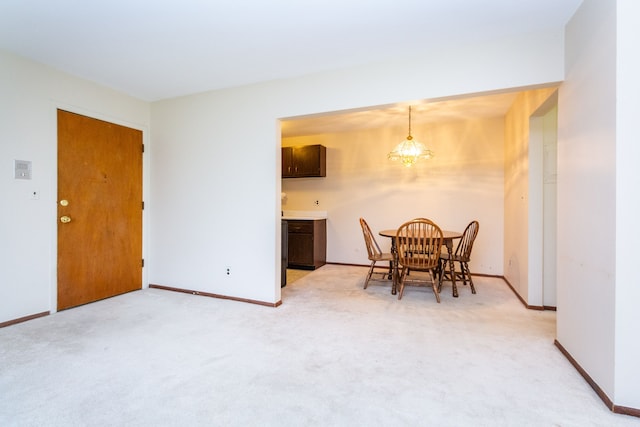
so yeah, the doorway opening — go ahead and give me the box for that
[528,91,558,309]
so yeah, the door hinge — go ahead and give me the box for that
[142,201,145,210]
[142,143,145,153]
[142,259,145,268]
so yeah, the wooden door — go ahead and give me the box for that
[57,110,143,310]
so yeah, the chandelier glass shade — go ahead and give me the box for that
[387,106,434,167]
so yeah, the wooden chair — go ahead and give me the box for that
[439,220,479,295]
[359,218,394,289]
[396,219,443,302]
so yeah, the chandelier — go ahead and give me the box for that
[387,106,434,167]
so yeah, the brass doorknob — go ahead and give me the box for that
[59,199,69,206]
[60,216,71,223]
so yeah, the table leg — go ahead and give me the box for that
[446,239,458,298]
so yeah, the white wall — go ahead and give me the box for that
[541,105,558,308]
[149,29,565,305]
[614,0,640,410]
[503,88,558,306]
[0,49,150,324]
[558,0,640,410]
[282,117,504,276]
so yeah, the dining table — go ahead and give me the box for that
[378,229,463,297]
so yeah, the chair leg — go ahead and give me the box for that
[462,262,476,294]
[364,261,375,289]
[398,267,407,300]
[430,270,441,303]
[439,258,455,295]
[448,257,458,298]
[459,262,468,286]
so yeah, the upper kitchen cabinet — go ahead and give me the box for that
[282,145,326,178]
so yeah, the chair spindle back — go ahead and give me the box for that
[455,220,479,260]
[396,219,443,270]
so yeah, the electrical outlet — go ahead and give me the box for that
[314,200,319,206]
[225,266,231,276]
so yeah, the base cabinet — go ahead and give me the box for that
[287,219,326,270]
[281,220,288,287]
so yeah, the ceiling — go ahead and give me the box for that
[280,91,520,137]
[1,0,582,103]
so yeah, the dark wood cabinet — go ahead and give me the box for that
[281,220,288,287]
[282,145,326,178]
[287,219,326,270]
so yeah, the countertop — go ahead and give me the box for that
[281,210,327,220]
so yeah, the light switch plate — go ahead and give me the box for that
[14,160,32,180]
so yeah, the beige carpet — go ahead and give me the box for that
[0,265,636,426]
[286,268,312,285]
